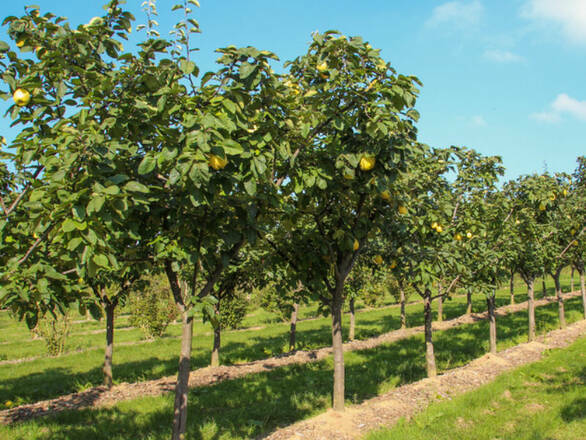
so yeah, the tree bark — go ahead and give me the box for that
[436,282,443,322]
[166,263,193,440]
[103,301,116,389]
[423,290,437,378]
[466,289,472,315]
[172,309,194,440]
[487,293,497,354]
[553,268,566,329]
[289,303,299,352]
[211,302,221,367]
[578,269,586,319]
[542,273,547,298]
[527,278,536,342]
[570,266,575,292]
[331,283,345,412]
[400,286,407,329]
[348,297,355,341]
[510,271,515,305]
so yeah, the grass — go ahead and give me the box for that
[367,336,586,440]
[0,294,583,440]
[0,269,578,406]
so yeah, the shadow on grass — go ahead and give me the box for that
[7,297,583,440]
[2,288,581,406]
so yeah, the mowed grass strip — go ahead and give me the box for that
[0,273,575,405]
[0,268,558,359]
[367,335,586,440]
[0,296,583,440]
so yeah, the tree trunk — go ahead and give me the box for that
[466,289,472,315]
[348,297,355,341]
[436,282,443,322]
[289,303,299,352]
[542,273,547,298]
[423,290,437,378]
[103,301,115,389]
[172,309,194,440]
[527,278,536,342]
[553,269,566,329]
[510,271,515,305]
[210,302,221,367]
[210,326,221,368]
[331,286,345,412]
[570,266,575,292]
[487,293,497,354]
[578,269,586,319]
[400,286,407,329]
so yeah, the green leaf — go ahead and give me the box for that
[93,254,110,268]
[124,181,150,193]
[239,62,256,80]
[138,155,156,175]
[62,219,77,233]
[180,59,196,75]
[87,196,105,214]
[67,237,83,251]
[244,179,257,195]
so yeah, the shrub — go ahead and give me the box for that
[129,274,178,339]
[218,291,248,330]
[35,312,71,356]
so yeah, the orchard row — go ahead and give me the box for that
[0,2,584,439]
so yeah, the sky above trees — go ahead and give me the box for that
[1,0,584,181]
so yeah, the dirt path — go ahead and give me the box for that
[0,291,581,425]
[261,320,586,440]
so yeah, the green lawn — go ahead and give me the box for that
[0,294,583,440]
[0,269,578,406]
[367,335,586,440]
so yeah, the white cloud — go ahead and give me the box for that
[531,93,586,123]
[426,1,484,28]
[471,115,487,126]
[552,93,586,120]
[530,111,561,123]
[483,49,524,63]
[522,0,586,44]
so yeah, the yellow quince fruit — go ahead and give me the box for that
[208,154,228,170]
[359,155,376,171]
[13,88,31,107]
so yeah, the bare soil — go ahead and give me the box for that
[0,291,581,425]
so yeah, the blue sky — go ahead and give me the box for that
[1,0,584,181]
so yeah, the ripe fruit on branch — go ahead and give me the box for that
[431,221,438,230]
[316,61,328,73]
[16,40,25,48]
[549,194,556,201]
[381,190,391,201]
[359,155,376,171]
[435,225,443,233]
[397,205,407,215]
[208,154,228,170]
[373,255,383,265]
[13,88,31,106]
[389,260,397,269]
[539,202,546,211]
[466,231,473,239]
[455,233,462,241]
[353,239,359,251]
